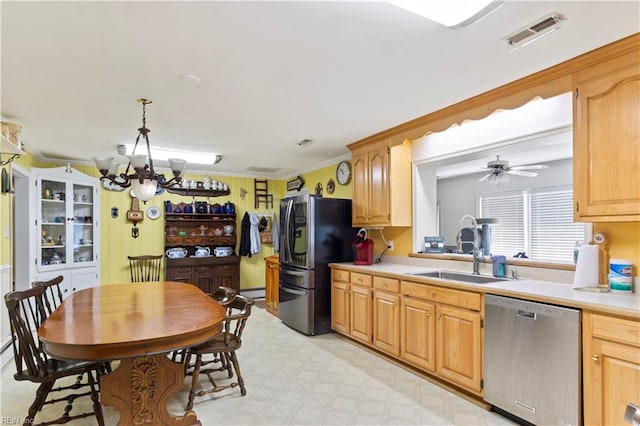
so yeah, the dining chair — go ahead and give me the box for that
[184,294,254,410]
[31,275,65,319]
[4,285,105,425]
[172,286,238,364]
[32,275,112,375]
[128,254,163,282]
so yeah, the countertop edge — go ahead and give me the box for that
[329,262,640,320]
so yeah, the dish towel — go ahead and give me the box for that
[272,213,279,253]
[249,213,261,255]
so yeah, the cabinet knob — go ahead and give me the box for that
[436,314,441,320]
[591,354,600,362]
[431,291,437,298]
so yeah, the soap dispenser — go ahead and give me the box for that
[491,255,507,278]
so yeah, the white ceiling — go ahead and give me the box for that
[1,1,638,179]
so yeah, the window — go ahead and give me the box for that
[480,186,586,263]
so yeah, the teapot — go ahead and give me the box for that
[165,247,187,258]
[194,246,211,257]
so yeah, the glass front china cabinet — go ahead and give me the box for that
[32,167,100,296]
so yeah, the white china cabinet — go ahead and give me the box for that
[32,167,100,297]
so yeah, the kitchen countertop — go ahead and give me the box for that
[330,262,640,319]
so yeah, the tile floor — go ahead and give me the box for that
[0,303,517,425]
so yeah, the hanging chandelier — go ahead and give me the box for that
[94,98,186,202]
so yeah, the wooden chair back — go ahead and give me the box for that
[211,286,236,306]
[5,285,49,378]
[220,294,254,345]
[32,274,65,319]
[4,285,105,424]
[128,254,163,282]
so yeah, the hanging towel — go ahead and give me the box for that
[249,213,261,255]
[272,212,279,253]
[239,212,252,256]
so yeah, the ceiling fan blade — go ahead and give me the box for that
[478,173,493,182]
[511,164,549,170]
[507,169,538,177]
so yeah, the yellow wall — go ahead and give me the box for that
[1,154,354,289]
[594,222,640,275]
[2,153,638,289]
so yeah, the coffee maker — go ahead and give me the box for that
[353,228,374,265]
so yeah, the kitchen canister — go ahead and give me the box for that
[609,259,633,292]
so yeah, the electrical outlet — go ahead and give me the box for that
[387,240,394,251]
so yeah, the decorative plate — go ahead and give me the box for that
[146,205,161,220]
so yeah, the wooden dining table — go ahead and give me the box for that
[38,281,226,426]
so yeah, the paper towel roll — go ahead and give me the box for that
[573,244,600,288]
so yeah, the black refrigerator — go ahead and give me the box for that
[279,194,356,335]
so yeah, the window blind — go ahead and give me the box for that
[480,192,525,257]
[530,187,584,263]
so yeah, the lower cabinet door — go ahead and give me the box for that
[401,297,436,372]
[373,290,400,356]
[350,285,372,344]
[194,265,216,294]
[331,281,350,334]
[436,305,482,393]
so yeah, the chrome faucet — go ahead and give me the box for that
[457,214,484,275]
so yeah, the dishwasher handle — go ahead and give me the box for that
[516,309,537,320]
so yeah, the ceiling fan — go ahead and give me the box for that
[478,155,549,183]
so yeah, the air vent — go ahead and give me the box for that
[245,166,282,173]
[296,138,314,148]
[503,13,565,51]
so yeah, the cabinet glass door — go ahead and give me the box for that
[40,179,68,266]
[72,183,94,264]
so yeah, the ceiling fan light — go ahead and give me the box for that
[497,173,510,183]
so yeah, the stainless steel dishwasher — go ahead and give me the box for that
[484,294,581,426]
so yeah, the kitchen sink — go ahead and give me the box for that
[407,270,512,284]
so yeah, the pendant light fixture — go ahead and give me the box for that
[94,98,186,202]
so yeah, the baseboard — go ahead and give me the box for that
[240,287,266,299]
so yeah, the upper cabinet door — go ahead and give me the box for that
[574,51,640,221]
[350,139,412,227]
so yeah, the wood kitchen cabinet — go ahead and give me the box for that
[401,280,483,395]
[583,311,640,426]
[265,255,279,316]
[330,266,484,396]
[401,297,436,372]
[573,50,640,222]
[350,272,373,344]
[349,138,412,227]
[331,269,351,334]
[373,276,400,357]
[330,270,373,343]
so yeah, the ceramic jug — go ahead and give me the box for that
[194,246,210,257]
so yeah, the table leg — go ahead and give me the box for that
[101,353,201,426]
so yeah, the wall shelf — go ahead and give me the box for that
[165,187,230,197]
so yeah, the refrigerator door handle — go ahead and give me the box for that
[283,198,294,263]
[281,269,306,277]
[280,283,307,296]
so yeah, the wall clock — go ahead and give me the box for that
[336,160,352,185]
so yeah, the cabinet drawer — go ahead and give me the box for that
[373,276,399,293]
[217,264,238,273]
[351,272,372,287]
[590,313,640,348]
[332,269,350,282]
[401,281,480,311]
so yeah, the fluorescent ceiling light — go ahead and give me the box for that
[122,145,219,165]
[387,0,505,29]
